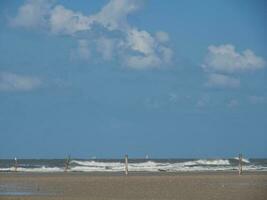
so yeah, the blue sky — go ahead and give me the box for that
[0,0,266,158]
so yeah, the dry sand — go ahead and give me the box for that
[1,172,267,200]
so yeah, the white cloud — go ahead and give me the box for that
[127,29,155,55]
[11,0,172,69]
[202,44,266,74]
[123,29,172,68]
[0,72,42,91]
[202,44,266,89]
[50,5,92,35]
[92,0,142,31]
[205,73,240,89]
[11,0,141,33]
[10,0,53,28]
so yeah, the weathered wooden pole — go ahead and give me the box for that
[238,153,242,175]
[64,155,71,172]
[14,157,18,172]
[124,154,128,176]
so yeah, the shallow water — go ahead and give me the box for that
[0,191,35,196]
[0,183,52,196]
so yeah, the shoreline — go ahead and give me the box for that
[1,170,267,176]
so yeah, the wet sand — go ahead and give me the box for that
[1,172,267,200]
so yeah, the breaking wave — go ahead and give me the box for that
[233,157,250,163]
[0,166,62,172]
[0,158,266,173]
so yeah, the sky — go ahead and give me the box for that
[0,0,266,159]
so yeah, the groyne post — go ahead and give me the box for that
[64,155,71,172]
[238,153,242,175]
[14,157,18,172]
[125,154,128,175]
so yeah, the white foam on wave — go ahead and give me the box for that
[1,159,266,173]
[70,160,125,171]
[128,161,168,172]
[233,157,250,163]
[90,164,265,172]
[0,166,63,172]
[71,160,123,167]
[191,159,230,166]
[2,165,267,173]
[69,159,231,172]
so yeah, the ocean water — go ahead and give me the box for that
[0,158,267,173]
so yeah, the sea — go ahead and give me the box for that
[0,158,267,173]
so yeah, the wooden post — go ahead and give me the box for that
[64,155,71,172]
[238,153,242,175]
[125,154,128,176]
[14,157,18,172]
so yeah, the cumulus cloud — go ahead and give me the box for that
[205,73,240,89]
[0,72,42,91]
[127,29,155,55]
[202,44,265,74]
[11,0,172,69]
[10,0,53,28]
[124,29,172,68]
[202,44,266,88]
[92,0,142,31]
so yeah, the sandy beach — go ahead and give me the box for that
[1,172,267,200]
